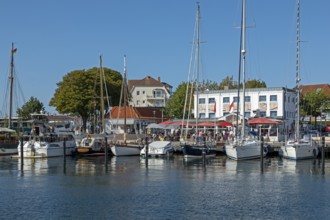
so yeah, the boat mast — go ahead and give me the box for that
[8,43,16,129]
[99,55,105,133]
[241,0,246,138]
[195,2,201,128]
[235,0,245,140]
[123,55,127,137]
[295,0,301,141]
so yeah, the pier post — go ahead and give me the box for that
[145,136,149,167]
[260,136,264,173]
[322,136,325,175]
[63,138,66,173]
[202,138,206,167]
[20,136,24,167]
[105,137,108,172]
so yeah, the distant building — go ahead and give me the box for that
[194,87,297,130]
[106,106,164,134]
[128,76,172,107]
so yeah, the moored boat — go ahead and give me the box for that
[140,141,174,157]
[17,112,76,158]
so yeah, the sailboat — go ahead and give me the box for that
[75,55,112,155]
[225,0,267,160]
[110,56,142,156]
[0,43,20,156]
[180,3,216,159]
[280,0,318,160]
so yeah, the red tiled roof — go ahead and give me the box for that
[108,106,163,119]
[300,84,330,97]
[128,75,168,91]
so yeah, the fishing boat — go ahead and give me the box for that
[280,0,318,160]
[0,43,21,156]
[17,112,76,158]
[180,3,216,159]
[225,0,267,160]
[110,56,142,156]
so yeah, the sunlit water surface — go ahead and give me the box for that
[1,155,330,220]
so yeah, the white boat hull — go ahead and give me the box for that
[280,140,318,160]
[111,144,141,156]
[0,148,18,156]
[225,140,266,160]
[140,141,174,157]
[18,140,76,158]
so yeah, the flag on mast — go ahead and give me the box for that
[229,100,234,112]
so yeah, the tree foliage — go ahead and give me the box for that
[245,79,267,88]
[164,82,193,119]
[300,90,330,123]
[17,96,45,120]
[49,67,122,130]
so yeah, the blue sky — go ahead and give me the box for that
[1,0,329,115]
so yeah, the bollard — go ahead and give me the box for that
[105,137,108,172]
[322,136,325,175]
[20,136,24,167]
[260,136,264,173]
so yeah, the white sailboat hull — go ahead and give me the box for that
[111,144,141,156]
[225,140,266,160]
[18,140,76,158]
[280,140,318,160]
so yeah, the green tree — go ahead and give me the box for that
[300,90,330,124]
[164,82,193,119]
[245,79,267,88]
[219,76,238,90]
[49,67,122,131]
[17,97,45,120]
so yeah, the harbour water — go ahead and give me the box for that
[1,155,330,219]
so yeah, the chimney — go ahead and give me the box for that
[158,77,161,82]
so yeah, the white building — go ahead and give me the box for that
[128,76,172,107]
[195,87,297,130]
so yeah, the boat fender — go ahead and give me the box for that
[278,149,283,157]
[263,146,268,153]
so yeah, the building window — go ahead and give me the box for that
[223,112,229,116]
[245,96,251,102]
[136,100,140,105]
[245,112,251,118]
[143,100,145,104]
[209,98,215,104]
[270,95,277,102]
[223,97,229,103]
[259,95,266,102]
[209,113,215,118]
[199,113,205,118]
[199,98,205,104]
[233,96,239,103]
[143,91,145,94]
[292,97,295,103]
[260,111,266,117]
[270,111,277,117]
[136,91,140,95]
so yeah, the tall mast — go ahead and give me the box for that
[195,2,201,127]
[241,0,246,138]
[123,55,127,135]
[295,0,301,140]
[99,55,105,133]
[8,43,16,129]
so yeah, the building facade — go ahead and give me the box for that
[128,76,172,107]
[194,87,297,129]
